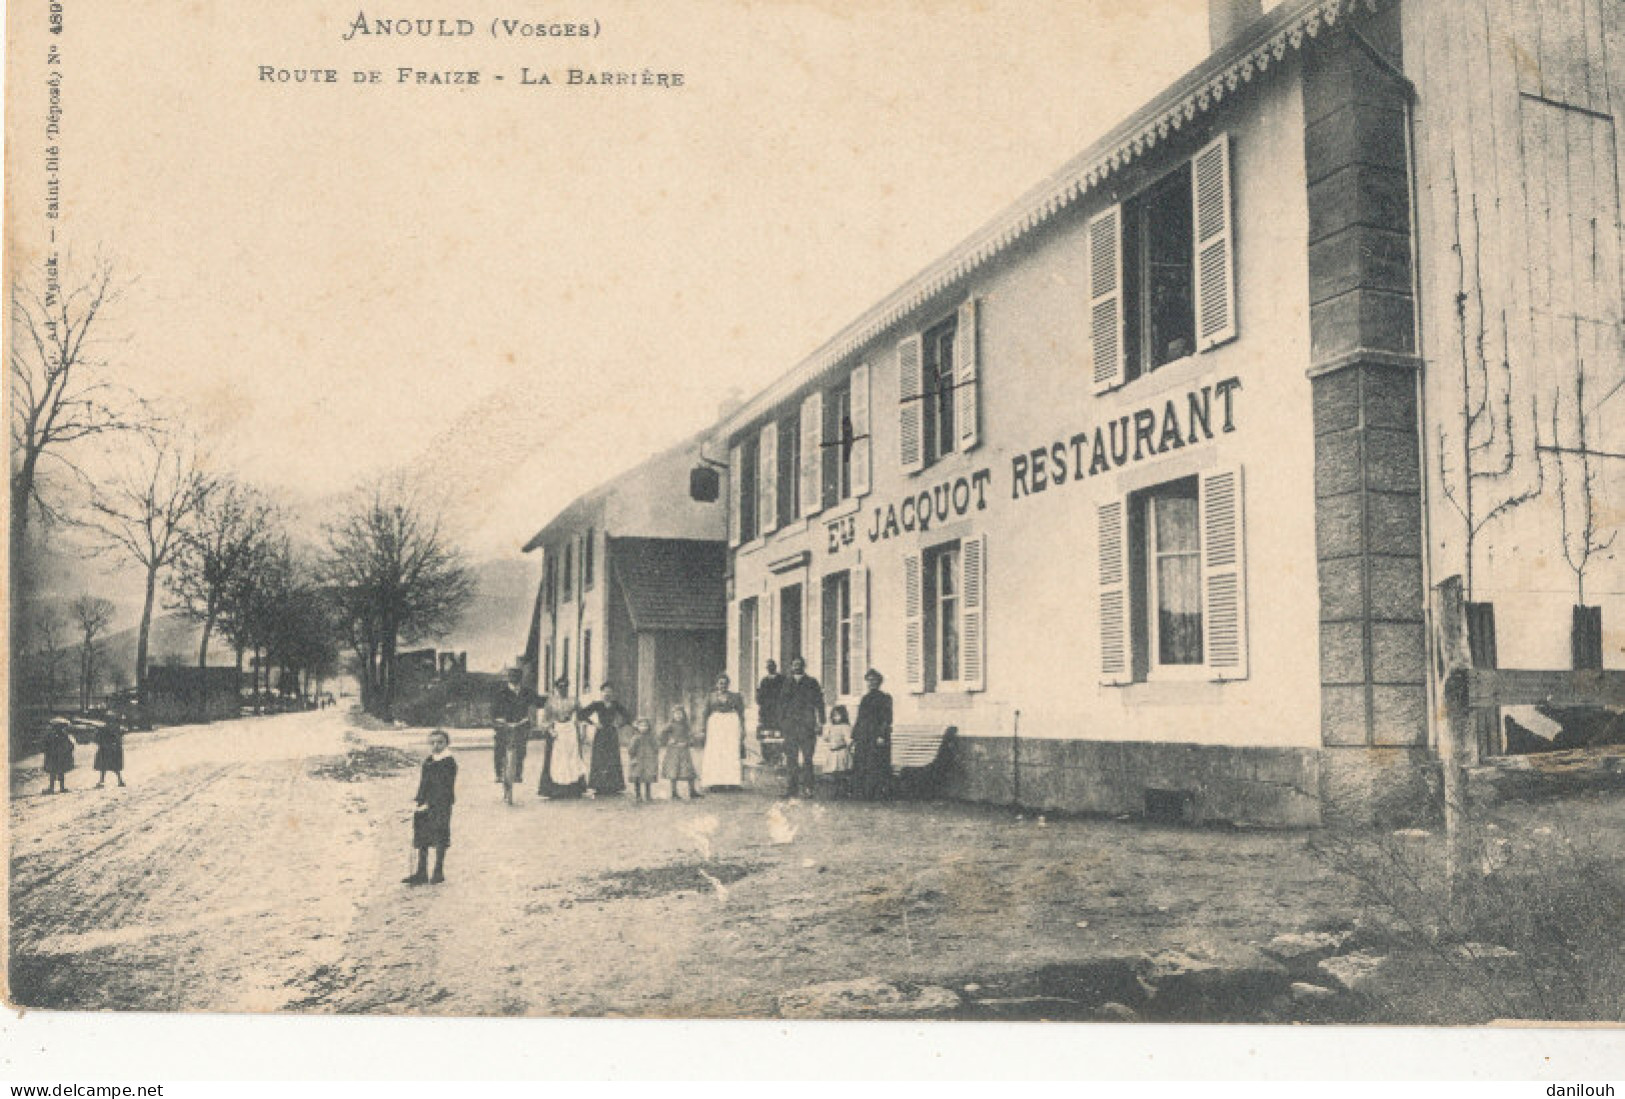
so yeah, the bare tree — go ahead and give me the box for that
[1435,177,1543,601]
[9,255,139,551]
[80,431,209,696]
[320,480,474,719]
[168,478,274,667]
[1537,321,1619,607]
[27,605,70,709]
[70,594,115,711]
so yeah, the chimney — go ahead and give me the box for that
[1209,0,1263,52]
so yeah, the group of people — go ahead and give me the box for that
[403,659,897,887]
[39,721,127,795]
[754,658,895,801]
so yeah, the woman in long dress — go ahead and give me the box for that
[536,677,587,799]
[699,674,746,791]
[581,684,629,796]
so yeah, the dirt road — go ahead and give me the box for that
[6,709,1468,1020]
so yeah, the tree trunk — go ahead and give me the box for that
[136,565,158,702]
[198,610,216,668]
[379,630,398,720]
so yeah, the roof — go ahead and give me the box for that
[610,537,727,633]
[521,426,716,553]
[718,0,1379,437]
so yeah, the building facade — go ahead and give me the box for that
[523,433,727,724]
[712,0,1623,824]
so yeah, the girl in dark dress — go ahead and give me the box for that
[43,722,75,794]
[851,669,894,800]
[659,705,702,800]
[94,725,126,788]
[406,729,457,885]
[581,684,629,797]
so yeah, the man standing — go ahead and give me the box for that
[491,665,536,785]
[777,656,824,798]
[755,659,786,766]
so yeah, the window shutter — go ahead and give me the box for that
[955,298,981,451]
[759,422,779,536]
[1201,465,1248,679]
[961,534,986,692]
[806,572,822,694]
[1098,499,1131,684]
[898,334,925,474]
[1089,205,1125,394]
[852,564,869,683]
[728,444,742,546]
[850,363,872,498]
[1192,133,1237,351]
[904,552,925,693]
[800,392,823,519]
[763,588,777,671]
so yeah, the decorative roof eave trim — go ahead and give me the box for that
[720,0,1387,439]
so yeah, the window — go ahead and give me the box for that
[544,553,557,612]
[544,642,553,687]
[736,435,759,543]
[779,582,803,667]
[1089,134,1235,393]
[1124,165,1195,378]
[738,597,759,690]
[821,571,852,697]
[925,542,961,687]
[561,541,574,601]
[777,408,800,528]
[822,376,853,508]
[583,528,595,590]
[581,628,592,692]
[922,316,957,466]
[1098,468,1248,684]
[561,637,570,692]
[1145,478,1203,669]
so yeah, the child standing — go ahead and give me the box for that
[43,721,75,795]
[625,717,660,802]
[659,705,702,801]
[93,724,126,788]
[406,729,457,886]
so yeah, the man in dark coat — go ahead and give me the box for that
[777,656,825,798]
[851,669,894,800]
[755,659,785,765]
[491,666,538,783]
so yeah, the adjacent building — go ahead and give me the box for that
[521,431,728,725]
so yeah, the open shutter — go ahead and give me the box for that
[1098,499,1131,685]
[1201,466,1248,679]
[955,298,981,451]
[763,588,777,672]
[759,421,779,536]
[806,573,822,697]
[904,552,925,693]
[898,334,925,475]
[1193,132,1236,351]
[728,444,742,546]
[850,362,872,498]
[1089,205,1125,393]
[852,564,869,685]
[961,534,986,692]
[800,392,823,519]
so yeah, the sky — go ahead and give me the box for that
[9,0,1221,621]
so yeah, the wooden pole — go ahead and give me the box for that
[1432,574,1474,924]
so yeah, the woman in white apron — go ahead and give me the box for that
[537,678,587,799]
[700,674,746,791]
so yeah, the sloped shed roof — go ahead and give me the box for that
[610,537,727,633]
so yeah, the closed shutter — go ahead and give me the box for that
[728,444,742,545]
[898,334,925,474]
[1192,133,1237,351]
[759,421,779,536]
[850,362,872,498]
[852,564,869,684]
[763,588,777,672]
[800,391,823,519]
[1089,205,1125,394]
[1201,466,1248,679]
[961,534,986,692]
[1098,499,1131,684]
[956,298,981,451]
[904,552,925,693]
